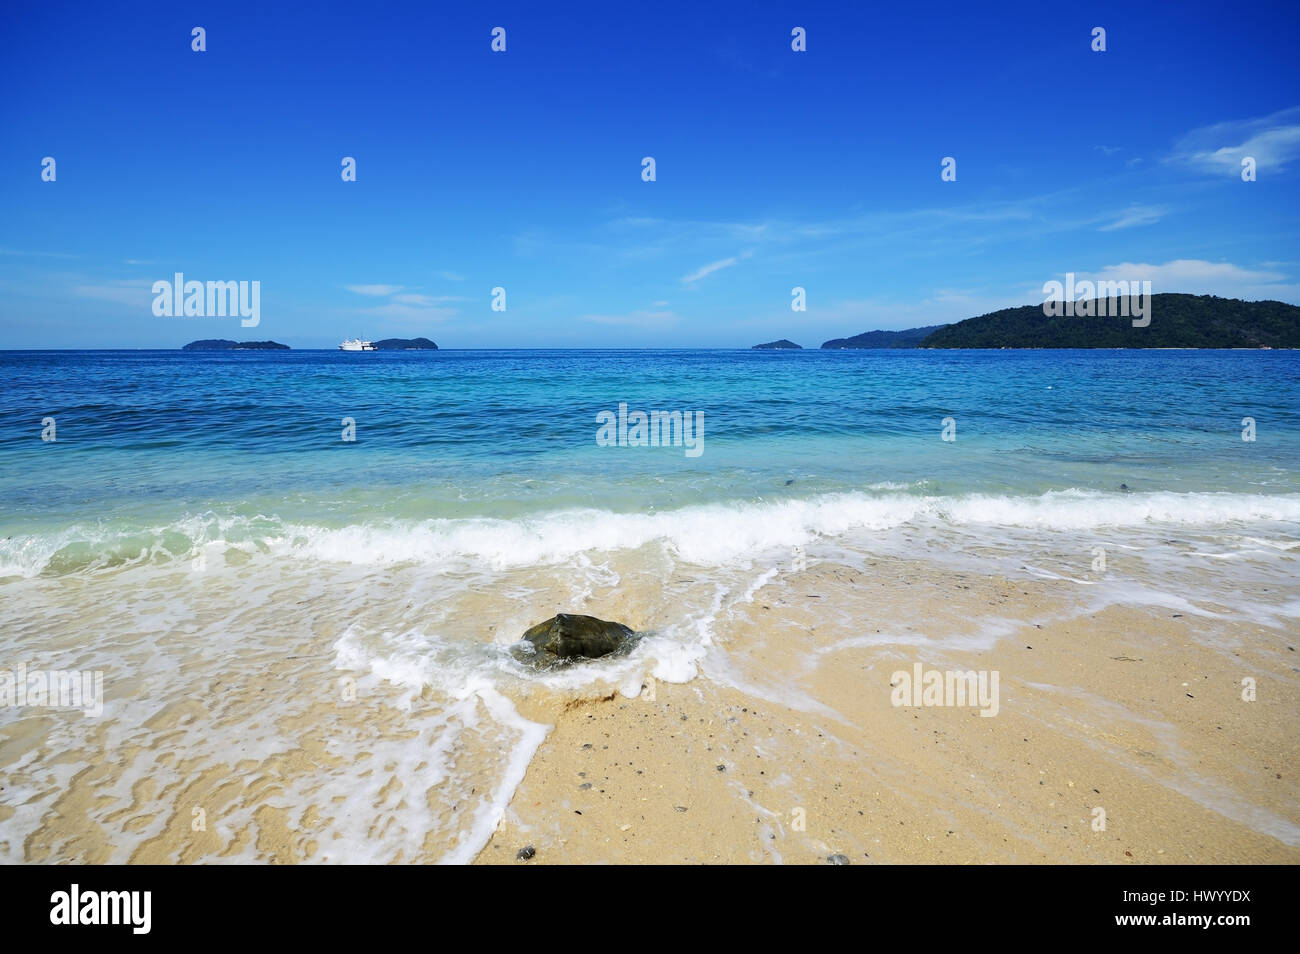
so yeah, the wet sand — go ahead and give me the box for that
[4,557,1296,864]
[478,563,1300,864]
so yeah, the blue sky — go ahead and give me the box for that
[2,0,1298,348]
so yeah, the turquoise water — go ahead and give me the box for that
[4,347,1298,629]
[3,349,1298,547]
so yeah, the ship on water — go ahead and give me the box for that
[339,338,376,351]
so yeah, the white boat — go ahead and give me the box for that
[339,338,377,351]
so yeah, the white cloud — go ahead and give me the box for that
[681,251,758,284]
[1049,259,1296,300]
[392,293,469,305]
[1098,204,1166,231]
[1168,106,1300,174]
[342,283,462,327]
[681,257,738,284]
[357,301,458,326]
[0,247,80,259]
[826,261,1299,327]
[610,216,663,228]
[433,270,465,282]
[346,284,403,296]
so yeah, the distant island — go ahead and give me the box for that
[794,296,1299,350]
[752,339,802,350]
[373,337,438,350]
[182,339,289,350]
[921,295,1300,348]
[821,325,947,349]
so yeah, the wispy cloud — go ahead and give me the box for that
[1167,106,1300,175]
[346,283,461,328]
[1066,259,1296,300]
[1089,259,1282,285]
[1094,145,1123,156]
[0,247,79,259]
[346,284,403,296]
[356,301,458,326]
[812,289,1034,332]
[71,278,156,307]
[433,270,466,282]
[391,293,468,306]
[681,257,739,284]
[1098,204,1166,231]
[600,189,1088,269]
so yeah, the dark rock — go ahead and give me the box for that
[827,854,850,865]
[516,845,535,861]
[514,613,636,668]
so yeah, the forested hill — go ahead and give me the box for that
[919,295,1300,348]
[821,324,946,349]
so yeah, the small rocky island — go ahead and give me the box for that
[752,339,802,350]
[182,339,289,350]
[373,337,438,350]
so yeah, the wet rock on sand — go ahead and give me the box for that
[513,613,636,668]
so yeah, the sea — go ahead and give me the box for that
[1,348,1297,861]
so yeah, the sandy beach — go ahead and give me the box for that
[4,544,1297,865]
[478,560,1300,865]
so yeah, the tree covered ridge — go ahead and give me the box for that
[822,324,947,349]
[919,295,1300,348]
